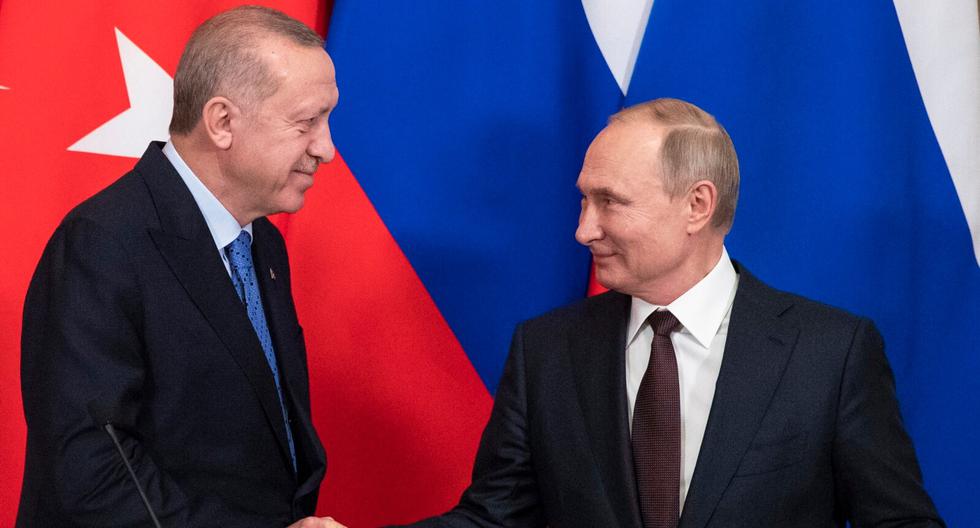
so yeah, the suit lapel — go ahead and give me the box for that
[568,291,644,528]
[251,219,300,400]
[252,220,327,492]
[679,266,799,528]
[137,144,296,473]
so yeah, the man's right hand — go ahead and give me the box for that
[288,516,348,528]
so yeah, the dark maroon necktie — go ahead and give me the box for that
[632,310,682,528]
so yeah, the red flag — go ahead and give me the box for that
[288,154,491,525]
[587,263,609,297]
[2,2,487,525]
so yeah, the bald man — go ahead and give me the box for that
[400,99,943,527]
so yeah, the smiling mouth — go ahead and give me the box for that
[292,162,319,175]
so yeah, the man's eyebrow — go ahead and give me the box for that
[581,186,628,201]
[292,103,335,121]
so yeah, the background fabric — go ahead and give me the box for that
[1,1,977,526]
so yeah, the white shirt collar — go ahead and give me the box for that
[627,247,738,349]
[162,141,252,250]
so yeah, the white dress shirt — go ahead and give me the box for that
[626,247,739,511]
[162,141,252,276]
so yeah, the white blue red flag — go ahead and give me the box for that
[323,0,978,525]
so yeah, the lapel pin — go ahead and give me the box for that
[269,268,276,280]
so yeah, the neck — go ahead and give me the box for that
[634,240,724,306]
[171,134,253,227]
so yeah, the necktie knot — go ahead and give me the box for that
[225,230,253,270]
[648,310,681,337]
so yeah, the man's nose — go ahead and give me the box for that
[575,204,602,246]
[309,120,336,164]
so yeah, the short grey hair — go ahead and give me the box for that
[169,5,324,135]
[610,98,740,231]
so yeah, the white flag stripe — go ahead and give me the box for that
[68,28,173,159]
[894,0,980,267]
[582,0,654,95]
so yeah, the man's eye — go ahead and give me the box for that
[296,117,317,133]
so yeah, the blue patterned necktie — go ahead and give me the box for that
[225,230,297,472]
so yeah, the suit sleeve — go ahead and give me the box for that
[833,318,945,527]
[397,323,545,528]
[20,217,194,526]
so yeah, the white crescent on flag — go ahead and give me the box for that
[67,28,173,159]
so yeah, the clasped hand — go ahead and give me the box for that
[288,516,348,528]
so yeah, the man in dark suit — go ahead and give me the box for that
[18,7,344,527]
[402,99,944,527]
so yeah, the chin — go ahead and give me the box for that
[281,199,305,214]
[275,190,308,214]
[593,270,622,292]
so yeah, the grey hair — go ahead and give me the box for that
[610,98,740,231]
[169,5,323,135]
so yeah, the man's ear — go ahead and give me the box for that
[686,179,718,234]
[201,96,237,150]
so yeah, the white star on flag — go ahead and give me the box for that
[68,28,173,159]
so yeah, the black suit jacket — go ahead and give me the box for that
[408,264,943,527]
[18,143,326,527]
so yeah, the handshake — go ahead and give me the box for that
[289,517,347,528]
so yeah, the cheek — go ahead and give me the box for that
[269,151,297,178]
[609,215,650,247]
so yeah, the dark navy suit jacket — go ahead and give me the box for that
[407,264,944,527]
[18,143,325,527]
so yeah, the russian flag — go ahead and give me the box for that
[317,0,978,525]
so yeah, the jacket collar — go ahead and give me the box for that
[569,262,799,528]
[137,142,301,475]
[679,262,799,528]
[568,290,643,527]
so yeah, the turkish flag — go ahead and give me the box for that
[0,1,489,525]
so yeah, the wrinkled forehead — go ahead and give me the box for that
[247,40,337,105]
[255,35,333,77]
[598,120,665,153]
[579,123,664,183]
